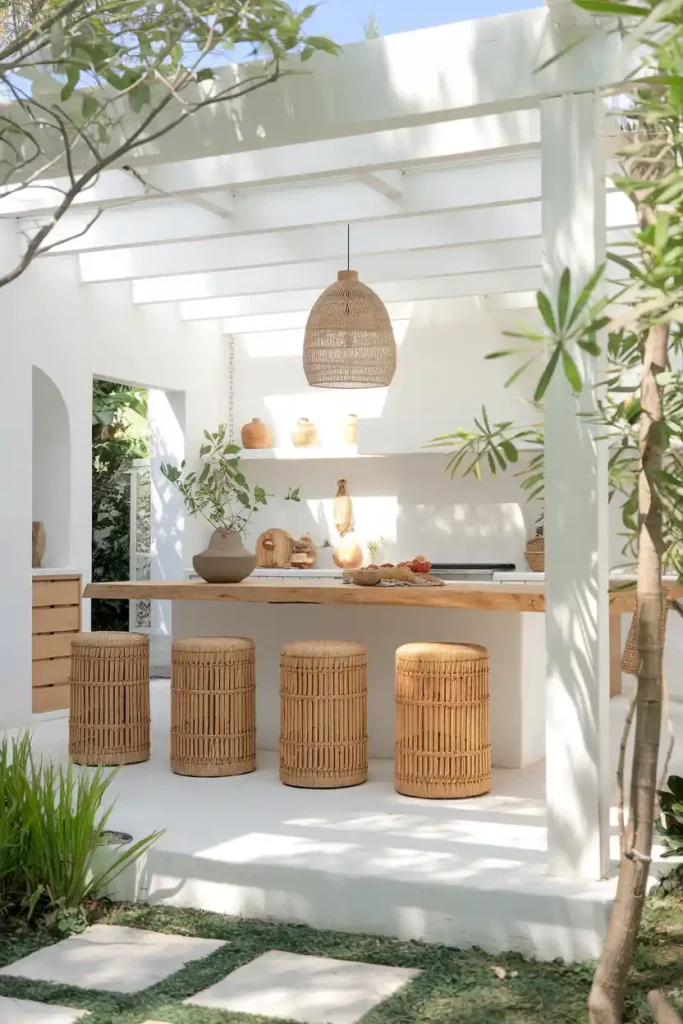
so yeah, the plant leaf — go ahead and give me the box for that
[558,268,571,331]
[562,349,583,393]
[534,344,563,402]
[537,291,558,336]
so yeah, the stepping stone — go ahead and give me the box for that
[0,995,89,1022]
[0,924,224,995]
[185,950,419,1024]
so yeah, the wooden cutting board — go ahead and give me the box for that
[256,528,294,568]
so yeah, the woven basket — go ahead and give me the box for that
[525,532,545,573]
[303,270,397,389]
[395,642,491,799]
[69,632,150,766]
[171,636,256,777]
[621,601,669,676]
[280,640,367,789]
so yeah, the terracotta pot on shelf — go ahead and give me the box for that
[193,529,256,583]
[344,413,358,447]
[292,418,319,448]
[241,417,271,449]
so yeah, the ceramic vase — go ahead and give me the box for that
[193,529,257,583]
[344,413,358,446]
[292,418,319,447]
[241,417,271,449]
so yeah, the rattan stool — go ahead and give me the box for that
[171,636,256,777]
[395,642,491,799]
[280,640,367,789]
[69,632,150,766]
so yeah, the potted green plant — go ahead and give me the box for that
[161,424,300,583]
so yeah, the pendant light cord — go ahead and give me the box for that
[347,223,350,272]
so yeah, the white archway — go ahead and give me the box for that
[32,366,71,568]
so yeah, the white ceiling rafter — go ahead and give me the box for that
[179,269,543,322]
[35,157,545,254]
[132,238,542,306]
[358,170,404,200]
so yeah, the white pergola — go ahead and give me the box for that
[2,5,630,882]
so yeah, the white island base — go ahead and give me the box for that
[173,600,547,770]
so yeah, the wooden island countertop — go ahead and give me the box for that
[84,577,682,614]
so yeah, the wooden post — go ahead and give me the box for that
[610,615,623,698]
[542,92,611,880]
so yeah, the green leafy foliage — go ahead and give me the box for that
[0,733,161,923]
[161,423,300,535]
[92,381,149,632]
[657,775,683,858]
[0,1,339,286]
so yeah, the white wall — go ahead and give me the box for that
[233,298,543,568]
[0,251,228,724]
[0,223,32,726]
[32,366,71,569]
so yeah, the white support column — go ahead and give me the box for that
[149,389,186,676]
[542,92,611,880]
[0,225,33,725]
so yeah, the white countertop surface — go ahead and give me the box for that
[32,567,80,577]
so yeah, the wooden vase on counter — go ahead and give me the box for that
[333,533,364,570]
[292,418,319,448]
[241,418,271,449]
[256,528,294,568]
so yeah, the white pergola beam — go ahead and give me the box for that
[358,170,404,199]
[107,8,622,168]
[0,111,541,218]
[133,238,542,305]
[180,269,542,321]
[33,158,544,254]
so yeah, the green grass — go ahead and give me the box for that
[0,893,681,1023]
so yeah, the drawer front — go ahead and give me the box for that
[32,632,75,661]
[33,605,80,634]
[32,578,81,608]
[33,657,71,689]
[32,683,70,714]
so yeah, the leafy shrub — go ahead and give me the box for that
[0,734,161,923]
[657,775,683,858]
[92,381,149,632]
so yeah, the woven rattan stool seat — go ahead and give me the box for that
[69,632,150,766]
[395,642,491,799]
[171,636,255,778]
[280,640,367,789]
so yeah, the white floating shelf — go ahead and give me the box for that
[241,447,367,460]
[239,447,447,461]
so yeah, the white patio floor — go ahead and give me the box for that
[21,682,683,963]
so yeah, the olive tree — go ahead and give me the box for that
[0,0,338,286]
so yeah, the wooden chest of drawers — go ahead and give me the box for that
[32,574,81,713]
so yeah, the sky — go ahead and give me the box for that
[305,0,544,44]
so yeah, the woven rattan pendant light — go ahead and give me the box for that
[303,226,397,388]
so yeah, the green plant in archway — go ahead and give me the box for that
[92,381,149,632]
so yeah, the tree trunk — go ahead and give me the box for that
[588,323,669,1024]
